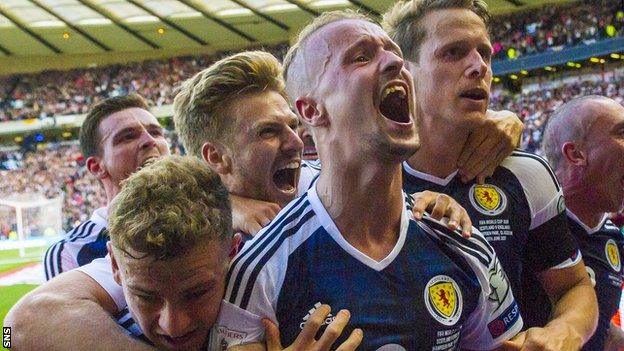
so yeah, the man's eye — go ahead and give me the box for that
[186,289,208,301]
[354,55,369,63]
[136,294,156,303]
[260,128,277,137]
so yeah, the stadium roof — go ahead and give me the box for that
[0,0,573,74]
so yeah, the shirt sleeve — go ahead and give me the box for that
[76,255,126,311]
[458,233,524,350]
[211,300,265,348]
[43,239,76,280]
[502,152,579,272]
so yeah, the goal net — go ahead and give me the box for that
[0,194,63,257]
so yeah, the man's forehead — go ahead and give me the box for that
[310,19,386,48]
[122,253,220,284]
[424,8,488,42]
[99,108,157,133]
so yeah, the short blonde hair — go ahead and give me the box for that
[173,51,286,157]
[108,155,231,260]
[283,9,375,102]
[383,0,490,62]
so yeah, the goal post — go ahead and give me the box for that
[0,194,63,257]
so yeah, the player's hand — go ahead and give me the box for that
[263,304,363,351]
[411,191,472,237]
[230,195,281,235]
[499,326,583,351]
[457,109,523,184]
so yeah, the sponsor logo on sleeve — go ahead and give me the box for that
[487,301,520,338]
[424,275,462,326]
[215,325,247,348]
[469,184,508,216]
[606,239,621,271]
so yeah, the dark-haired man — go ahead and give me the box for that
[383,0,598,349]
[43,94,169,280]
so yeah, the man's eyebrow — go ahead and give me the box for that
[126,284,155,295]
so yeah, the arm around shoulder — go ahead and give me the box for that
[4,270,153,350]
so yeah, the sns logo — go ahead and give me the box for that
[424,275,462,326]
[605,239,621,271]
[3,327,10,349]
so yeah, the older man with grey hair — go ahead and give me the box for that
[541,95,624,351]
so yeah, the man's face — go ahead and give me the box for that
[297,123,318,160]
[95,108,170,188]
[410,9,493,128]
[581,100,624,212]
[112,240,228,351]
[305,19,419,162]
[226,90,303,207]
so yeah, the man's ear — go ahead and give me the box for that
[295,97,327,127]
[201,142,231,175]
[86,156,107,180]
[108,242,123,286]
[561,142,587,166]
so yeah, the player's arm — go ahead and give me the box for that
[230,194,281,236]
[228,305,362,351]
[4,270,154,350]
[502,262,597,350]
[457,109,523,184]
[43,239,76,280]
[411,190,472,237]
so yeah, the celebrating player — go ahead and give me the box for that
[542,95,624,350]
[43,94,170,280]
[221,10,521,350]
[383,0,598,349]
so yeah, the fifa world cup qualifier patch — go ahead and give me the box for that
[424,275,462,326]
[469,184,508,216]
[605,239,621,271]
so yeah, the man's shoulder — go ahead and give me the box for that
[416,215,496,270]
[499,150,561,190]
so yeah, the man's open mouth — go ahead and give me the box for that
[138,156,159,170]
[379,84,411,124]
[273,161,300,192]
[459,88,488,101]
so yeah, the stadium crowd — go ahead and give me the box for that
[1,0,623,122]
[490,0,624,59]
[0,44,289,122]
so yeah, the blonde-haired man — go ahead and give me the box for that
[108,155,232,351]
[383,0,598,349]
[224,10,521,350]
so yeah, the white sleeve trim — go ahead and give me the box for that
[502,153,564,230]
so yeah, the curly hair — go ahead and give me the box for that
[108,155,231,260]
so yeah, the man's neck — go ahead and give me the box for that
[565,190,606,229]
[316,159,404,262]
[407,118,469,178]
[560,169,607,229]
